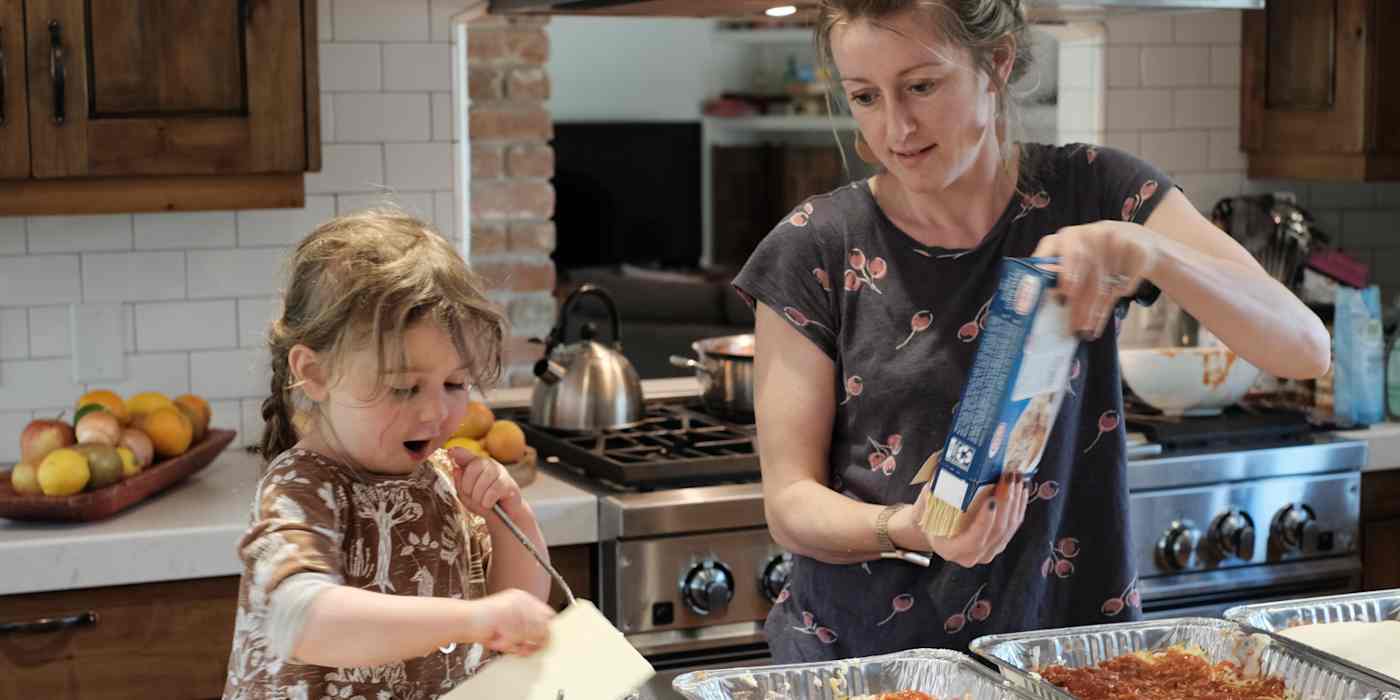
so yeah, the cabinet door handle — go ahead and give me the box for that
[0,611,98,635]
[49,20,64,125]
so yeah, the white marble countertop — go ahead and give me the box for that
[1333,421,1400,473]
[0,445,599,597]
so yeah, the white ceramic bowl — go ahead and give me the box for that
[1119,346,1261,416]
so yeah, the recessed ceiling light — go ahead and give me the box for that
[766,5,798,17]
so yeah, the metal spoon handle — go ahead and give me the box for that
[492,504,576,606]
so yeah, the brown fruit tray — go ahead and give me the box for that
[0,428,237,522]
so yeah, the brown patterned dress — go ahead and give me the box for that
[222,448,493,700]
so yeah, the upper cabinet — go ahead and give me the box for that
[1,0,30,180]
[0,0,320,215]
[1242,0,1400,181]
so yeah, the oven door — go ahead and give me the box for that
[627,623,771,700]
[1138,555,1362,620]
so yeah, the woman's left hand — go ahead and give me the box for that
[448,447,525,518]
[1031,220,1162,340]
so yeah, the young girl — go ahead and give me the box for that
[223,209,555,700]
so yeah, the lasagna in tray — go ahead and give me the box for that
[1038,646,1288,700]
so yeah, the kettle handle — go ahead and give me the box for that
[555,283,624,350]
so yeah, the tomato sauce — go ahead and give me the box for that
[1039,648,1287,700]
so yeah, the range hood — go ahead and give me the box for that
[487,0,1263,22]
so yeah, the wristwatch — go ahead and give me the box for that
[876,504,932,567]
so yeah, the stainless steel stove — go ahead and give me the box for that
[1125,410,1367,619]
[506,399,1368,698]
[502,401,775,699]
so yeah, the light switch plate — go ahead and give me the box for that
[71,303,127,383]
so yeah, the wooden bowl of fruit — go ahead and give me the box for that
[0,390,235,522]
[443,401,536,487]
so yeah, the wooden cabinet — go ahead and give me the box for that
[710,142,847,268]
[0,0,320,215]
[0,544,595,699]
[1,0,30,179]
[1361,469,1400,590]
[0,576,240,700]
[1242,0,1400,180]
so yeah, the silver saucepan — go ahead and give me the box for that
[670,333,755,416]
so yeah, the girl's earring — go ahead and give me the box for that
[855,132,880,165]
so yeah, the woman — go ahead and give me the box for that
[734,0,1329,663]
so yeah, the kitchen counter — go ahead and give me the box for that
[0,378,706,597]
[0,445,599,596]
[1333,422,1400,473]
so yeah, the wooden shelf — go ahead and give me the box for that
[704,115,856,132]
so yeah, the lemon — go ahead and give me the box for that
[10,462,42,496]
[443,437,490,459]
[126,391,175,420]
[116,447,141,478]
[38,448,91,496]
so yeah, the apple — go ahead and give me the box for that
[20,418,76,464]
[75,411,122,447]
[119,428,155,469]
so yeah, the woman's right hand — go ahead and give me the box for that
[465,589,555,656]
[892,472,1031,567]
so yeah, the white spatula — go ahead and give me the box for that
[442,599,654,700]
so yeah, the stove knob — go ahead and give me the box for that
[1209,510,1256,561]
[760,553,794,603]
[1156,522,1199,571]
[682,561,734,615]
[1274,504,1316,551]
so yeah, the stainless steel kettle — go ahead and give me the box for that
[529,284,644,431]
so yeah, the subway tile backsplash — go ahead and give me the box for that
[1104,10,1400,310]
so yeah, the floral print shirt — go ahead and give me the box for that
[733,143,1173,662]
[222,448,493,700]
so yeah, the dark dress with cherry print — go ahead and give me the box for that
[733,143,1173,662]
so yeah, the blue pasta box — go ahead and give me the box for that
[919,257,1079,538]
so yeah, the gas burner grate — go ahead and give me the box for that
[500,402,760,489]
[1124,405,1315,450]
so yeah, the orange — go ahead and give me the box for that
[451,401,495,440]
[175,403,207,443]
[483,420,527,464]
[140,406,193,458]
[174,394,211,428]
[76,389,129,425]
[127,391,175,420]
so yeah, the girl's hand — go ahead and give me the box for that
[892,473,1031,567]
[1031,220,1162,340]
[448,447,525,518]
[465,588,555,656]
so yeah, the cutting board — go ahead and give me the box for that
[444,600,654,700]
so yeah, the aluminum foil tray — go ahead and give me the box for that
[968,617,1395,700]
[1225,588,1400,689]
[671,648,1042,700]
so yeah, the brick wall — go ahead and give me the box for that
[0,0,556,462]
[464,14,556,388]
[1101,10,1400,307]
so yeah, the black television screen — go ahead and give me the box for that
[550,121,702,271]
